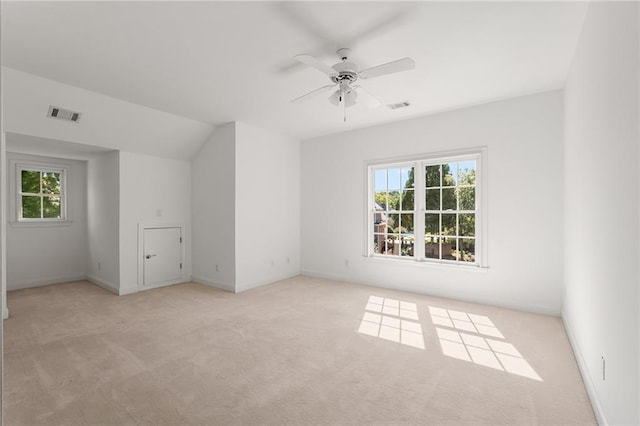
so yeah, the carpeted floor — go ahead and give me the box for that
[4,276,596,425]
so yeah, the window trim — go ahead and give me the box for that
[365,147,488,268]
[15,162,68,223]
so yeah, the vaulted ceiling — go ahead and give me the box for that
[2,1,588,148]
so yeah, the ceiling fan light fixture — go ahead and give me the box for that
[344,90,357,107]
[328,89,357,108]
[328,90,341,106]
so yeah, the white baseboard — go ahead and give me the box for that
[300,269,560,316]
[86,274,119,295]
[136,278,190,294]
[300,269,349,283]
[7,274,87,291]
[192,273,302,294]
[562,313,607,426]
[118,286,138,296]
[192,275,234,293]
[235,271,300,293]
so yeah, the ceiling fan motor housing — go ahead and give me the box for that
[331,61,359,84]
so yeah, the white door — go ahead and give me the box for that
[143,227,183,287]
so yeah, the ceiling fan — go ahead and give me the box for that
[291,48,415,121]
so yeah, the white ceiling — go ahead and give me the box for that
[1,1,588,141]
[5,132,114,160]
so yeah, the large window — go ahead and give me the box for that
[369,153,481,266]
[17,165,66,221]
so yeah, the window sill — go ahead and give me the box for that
[10,220,73,228]
[363,254,489,271]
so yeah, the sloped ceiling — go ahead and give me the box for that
[2,68,214,160]
[1,1,588,158]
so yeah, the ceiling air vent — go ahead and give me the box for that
[388,101,411,110]
[47,105,81,123]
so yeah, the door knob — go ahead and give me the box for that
[145,254,157,259]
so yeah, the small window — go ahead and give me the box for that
[368,152,482,266]
[18,166,66,221]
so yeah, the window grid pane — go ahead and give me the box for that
[22,195,41,219]
[43,195,62,219]
[21,170,41,193]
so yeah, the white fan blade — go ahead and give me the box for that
[353,85,382,108]
[291,84,337,104]
[294,54,337,76]
[359,57,415,80]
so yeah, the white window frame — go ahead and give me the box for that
[365,148,487,268]
[16,163,68,222]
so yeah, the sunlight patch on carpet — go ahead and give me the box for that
[358,296,425,350]
[430,307,542,382]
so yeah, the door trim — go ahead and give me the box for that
[137,222,186,291]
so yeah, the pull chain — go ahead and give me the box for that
[344,98,347,122]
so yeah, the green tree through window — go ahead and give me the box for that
[373,166,415,257]
[424,161,476,262]
[19,168,64,220]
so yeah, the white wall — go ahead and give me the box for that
[0,131,5,426]
[86,151,119,293]
[191,121,301,293]
[234,121,300,292]
[118,151,192,294]
[563,3,639,425]
[5,152,87,290]
[1,134,7,319]
[302,91,564,315]
[191,123,237,291]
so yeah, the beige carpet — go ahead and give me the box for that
[4,276,595,425]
